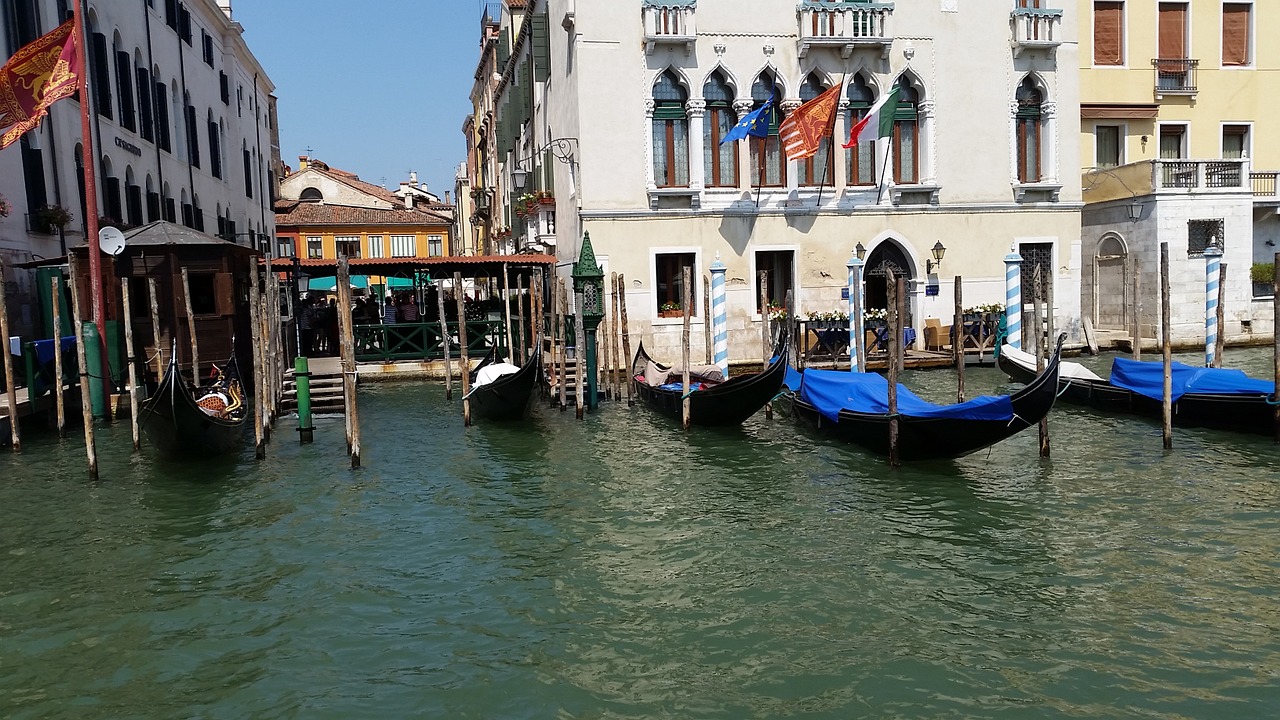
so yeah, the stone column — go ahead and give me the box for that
[686,99,707,192]
[1005,247,1024,350]
[733,99,755,193]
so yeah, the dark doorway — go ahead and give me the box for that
[864,241,914,320]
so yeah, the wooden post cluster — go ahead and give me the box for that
[0,259,19,451]
[68,261,98,479]
[682,266,692,430]
[454,272,472,426]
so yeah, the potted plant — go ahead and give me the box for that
[1252,262,1275,297]
[864,307,888,329]
[659,301,682,318]
[34,204,71,233]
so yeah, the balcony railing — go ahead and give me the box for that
[1011,7,1062,56]
[1251,171,1278,198]
[642,0,696,55]
[798,1,894,59]
[1152,159,1249,191]
[1152,58,1198,96]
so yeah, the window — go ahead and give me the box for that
[299,187,323,202]
[1222,3,1251,66]
[187,274,217,315]
[154,80,170,152]
[1188,219,1224,257]
[1093,1,1124,66]
[90,33,112,119]
[1018,242,1053,301]
[201,30,214,66]
[125,179,142,227]
[242,148,253,198]
[1159,124,1185,159]
[178,5,192,44]
[307,236,323,259]
[891,78,919,184]
[136,67,153,141]
[846,75,876,186]
[702,71,737,188]
[368,235,384,258]
[755,250,794,312]
[1222,125,1248,159]
[277,237,294,258]
[184,102,199,167]
[654,252,696,314]
[207,117,221,178]
[1095,125,1122,167]
[165,0,179,30]
[19,137,47,222]
[428,234,444,257]
[749,71,785,187]
[797,74,833,186]
[219,71,229,104]
[390,235,416,258]
[1015,78,1043,183]
[651,71,689,187]
[335,235,360,259]
[115,50,135,131]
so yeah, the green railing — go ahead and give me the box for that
[353,320,508,362]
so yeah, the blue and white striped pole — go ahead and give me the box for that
[711,254,729,377]
[1004,247,1024,350]
[1204,243,1222,367]
[847,252,865,372]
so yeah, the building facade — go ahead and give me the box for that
[471,0,1084,361]
[275,156,455,294]
[0,0,279,336]
[1078,0,1279,345]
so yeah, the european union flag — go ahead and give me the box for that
[719,95,774,144]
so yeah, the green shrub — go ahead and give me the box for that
[1251,262,1275,283]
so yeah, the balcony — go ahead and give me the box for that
[1152,58,1199,98]
[1152,159,1248,192]
[1252,171,1278,198]
[642,0,696,55]
[1010,6,1062,57]
[798,0,894,60]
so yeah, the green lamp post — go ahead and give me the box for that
[571,231,605,411]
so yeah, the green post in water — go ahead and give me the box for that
[82,322,106,418]
[571,232,606,411]
[295,356,314,443]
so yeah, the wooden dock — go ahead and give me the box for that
[0,384,81,445]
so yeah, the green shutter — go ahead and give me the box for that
[532,14,551,82]
[497,25,510,70]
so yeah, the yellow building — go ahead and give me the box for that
[1078,1,1278,346]
[274,156,455,293]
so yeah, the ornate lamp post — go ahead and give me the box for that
[571,231,605,411]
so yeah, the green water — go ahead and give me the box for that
[2,350,1278,719]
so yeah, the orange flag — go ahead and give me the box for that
[0,19,80,150]
[778,84,841,162]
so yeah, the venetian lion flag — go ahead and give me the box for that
[841,85,900,148]
[0,19,80,150]
[778,84,841,161]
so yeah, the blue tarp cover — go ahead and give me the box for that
[1110,357,1274,402]
[784,365,804,392]
[798,368,1014,423]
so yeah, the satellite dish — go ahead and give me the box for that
[99,226,127,257]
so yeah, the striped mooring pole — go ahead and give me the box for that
[711,254,729,377]
[847,251,865,372]
[1004,247,1024,350]
[1204,243,1223,367]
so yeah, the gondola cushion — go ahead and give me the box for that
[799,369,1014,423]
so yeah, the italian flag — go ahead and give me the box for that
[841,85,901,149]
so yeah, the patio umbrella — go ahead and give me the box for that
[308,275,369,292]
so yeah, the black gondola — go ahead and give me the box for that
[997,342,1277,435]
[630,333,790,427]
[788,334,1065,460]
[139,349,248,458]
[467,345,543,422]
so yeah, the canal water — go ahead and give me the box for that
[2,350,1277,718]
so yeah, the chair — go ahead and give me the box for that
[923,319,952,351]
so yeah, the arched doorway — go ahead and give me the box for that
[864,241,914,323]
[1094,234,1128,331]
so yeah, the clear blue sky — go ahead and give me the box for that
[236,0,486,198]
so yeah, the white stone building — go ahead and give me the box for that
[487,0,1083,362]
[0,0,278,334]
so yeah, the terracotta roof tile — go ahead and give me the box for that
[275,202,453,227]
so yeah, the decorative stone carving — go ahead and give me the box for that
[685,99,707,118]
[763,44,775,56]
[714,41,726,56]
[1041,101,1057,119]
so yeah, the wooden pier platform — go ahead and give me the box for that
[0,384,81,445]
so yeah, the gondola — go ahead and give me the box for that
[139,348,248,458]
[787,333,1066,460]
[630,332,790,427]
[466,345,542,422]
[997,341,1276,435]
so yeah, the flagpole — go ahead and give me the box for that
[816,75,845,209]
[755,134,765,208]
[73,0,107,405]
[874,137,893,206]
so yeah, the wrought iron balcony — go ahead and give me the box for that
[1251,171,1278,198]
[798,0,894,59]
[1152,159,1248,191]
[1010,6,1062,56]
[1152,58,1198,97]
[642,0,696,55]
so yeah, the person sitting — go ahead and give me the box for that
[383,295,398,325]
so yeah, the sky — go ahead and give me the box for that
[235,0,488,199]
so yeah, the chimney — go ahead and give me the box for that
[403,185,414,210]
[298,155,309,170]
[410,170,418,185]
[444,191,452,204]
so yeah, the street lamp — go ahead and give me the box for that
[1128,199,1143,222]
[571,231,605,411]
[926,240,947,273]
[511,168,529,191]
[855,242,867,261]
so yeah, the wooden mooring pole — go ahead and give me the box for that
[51,277,66,438]
[703,274,712,365]
[1033,266,1049,458]
[148,277,163,378]
[1161,242,1173,450]
[953,275,964,403]
[1273,252,1279,443]
[516,273,526,365]
[455,272,472,426]
[338,258,361,467]
[121,279,141,451]
[68,262,97,479]
[682,266,692,431]
[1215,262,1226,368]
[180,267,200,383]
[249,261,266,459]
[1132,256,1142,360]
[574,292,585,420]
[619,273,634,406]
[0,259,19,451]
[611,273,622,401]
[759,270,771,420]
[502,262,514,362]
[548,274,560,406]
[887,271,901,468]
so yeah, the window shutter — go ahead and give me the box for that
[137,68,153,140]
[1222,4,1249,66]
[1158,3,1186,59]
[91,33,112,119]
[214,272,234,315]
[1093,2,1123,66]
[532,13,551,82]
[115,51,135,130]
